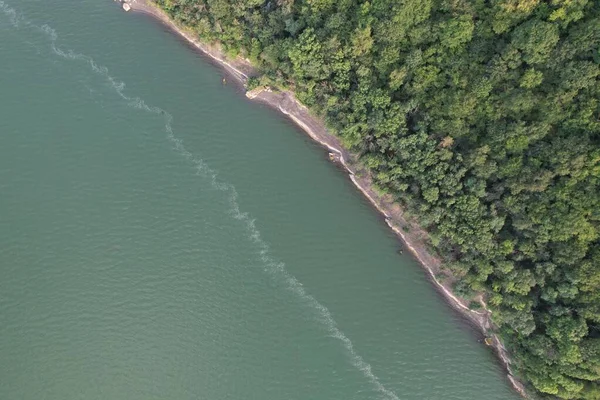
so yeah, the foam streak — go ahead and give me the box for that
[0,5,400,398]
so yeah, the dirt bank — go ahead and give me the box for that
[116,0,527,396]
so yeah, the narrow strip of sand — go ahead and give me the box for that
[116,0,527,396]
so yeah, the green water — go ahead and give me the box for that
[0,1,520,399]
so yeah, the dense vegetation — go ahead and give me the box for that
[154,0,600,397]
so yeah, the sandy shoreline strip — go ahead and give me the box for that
[117,0,526,396]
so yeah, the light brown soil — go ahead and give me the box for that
[116,0,527,396]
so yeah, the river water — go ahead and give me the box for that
[0,1,520,399]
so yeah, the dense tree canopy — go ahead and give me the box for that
[154,0,600,397]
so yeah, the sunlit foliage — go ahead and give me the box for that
[155,0,600,397]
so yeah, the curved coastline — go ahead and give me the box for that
[116,0,527,396]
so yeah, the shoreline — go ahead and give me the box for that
[117,0,527,396]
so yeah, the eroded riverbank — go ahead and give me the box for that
[116,0,526,396]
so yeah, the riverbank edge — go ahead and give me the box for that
[118,0,527,396]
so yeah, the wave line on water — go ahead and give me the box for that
[0,4,401,399]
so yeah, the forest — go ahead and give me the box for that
[153,0,600,398]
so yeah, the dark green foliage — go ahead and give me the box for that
[154,0,600,397]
